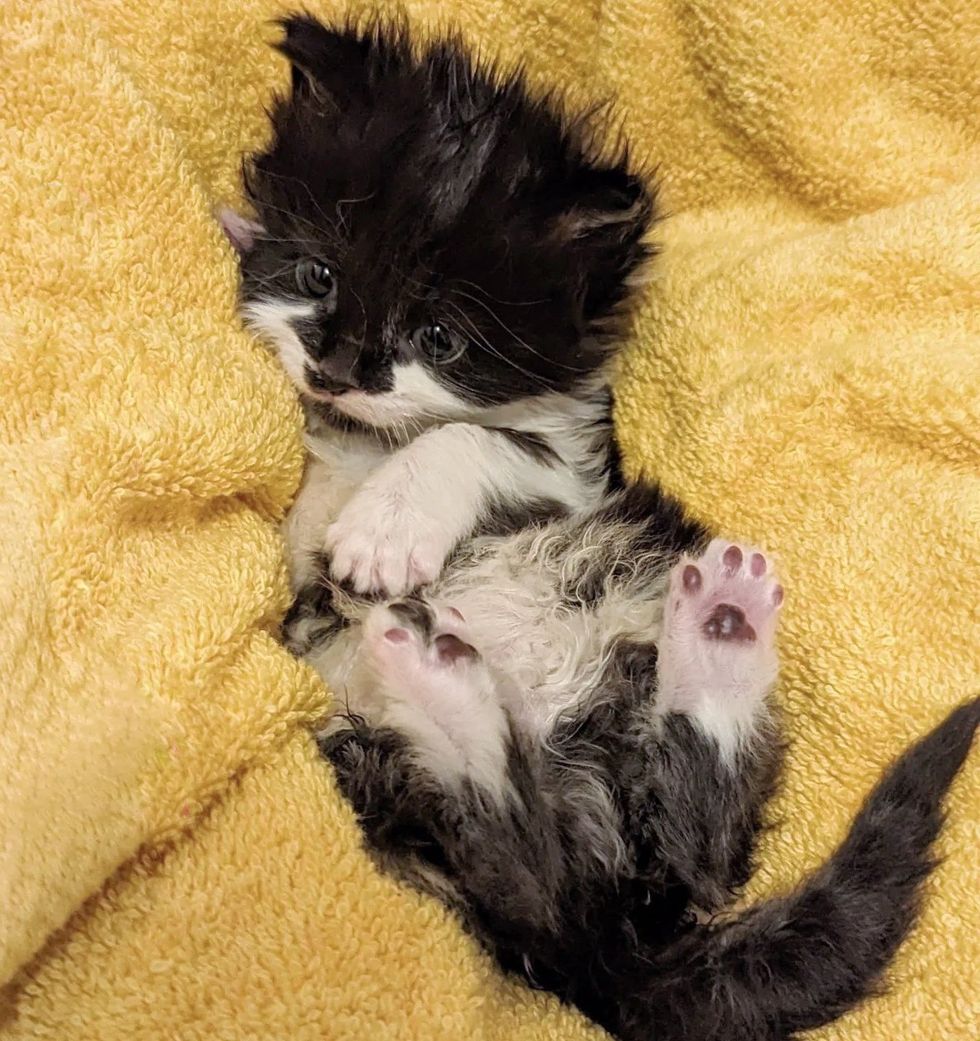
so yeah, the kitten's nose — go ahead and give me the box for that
[315,338,360,392]
[308,369,356,395]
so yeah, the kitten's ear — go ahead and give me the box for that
[557,165,655,319]
[216,206,264,255]
[275,15,410,111]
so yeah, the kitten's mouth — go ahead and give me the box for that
[299,371,441,434]
[306,384,428,438]
[303,385,357,404]
[304,385,381,426]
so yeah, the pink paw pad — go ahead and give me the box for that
[703,603,756,642]
[367,602,479,674]
[434,632,477,665]
[669,539,784,647]
[660,539,783,738]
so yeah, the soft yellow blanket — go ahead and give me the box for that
[1,0,977,1038]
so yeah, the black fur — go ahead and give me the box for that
[319,486,977,1040]
[327,679,977,1041]
[238,14,655,407]
[611,697,980,1041]
[280,579,345,654]
[490,428,563,466]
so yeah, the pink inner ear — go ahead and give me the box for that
[216,205,263,255]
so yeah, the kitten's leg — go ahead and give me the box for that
[354,598,513,800]
[282,456,342,591]
[657,539,784,758]
[325,423,596,596]
[325,600,600,989]
[283,434,391,591]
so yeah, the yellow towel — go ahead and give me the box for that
[1,0,976,1038]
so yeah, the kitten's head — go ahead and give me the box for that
[221,14,655,431]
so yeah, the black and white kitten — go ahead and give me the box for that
[220,15,652,605]
[313,482,977,1041]
[220,16,977,1039]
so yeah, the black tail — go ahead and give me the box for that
[615,698,980,1041]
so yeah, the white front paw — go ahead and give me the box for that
[325,496,453,595]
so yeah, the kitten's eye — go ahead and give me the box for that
[296,259,335,298]
[411,323,465,364]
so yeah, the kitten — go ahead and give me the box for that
[220,14,653,611]
[313,481,978,1041]
[219,16,977,1037]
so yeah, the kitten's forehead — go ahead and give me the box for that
[252,50,618,283]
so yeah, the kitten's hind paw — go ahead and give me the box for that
[357,599,510,794]
[658,540,783,746]
[362,600,480,687]
[671,541,783,646]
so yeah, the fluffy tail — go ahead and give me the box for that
[616,698,979,1041]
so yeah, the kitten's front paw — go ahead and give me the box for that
[325,497,453,595]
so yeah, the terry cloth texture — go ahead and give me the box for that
[0,1,977,1038]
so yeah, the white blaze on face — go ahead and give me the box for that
[241,298,316,390]
[326,360,476,429]
[241,302,481,430]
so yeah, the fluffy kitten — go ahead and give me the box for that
[220,15,653,606]
[313,482,978,1041]
[220,15,977,1038]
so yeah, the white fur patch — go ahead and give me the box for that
[327,361,473,431]
[242,297,315,390]
[427,520,671,738]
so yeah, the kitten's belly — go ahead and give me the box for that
[434,544,666,736]
[307,530,667,743]
[283,427,391,589]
